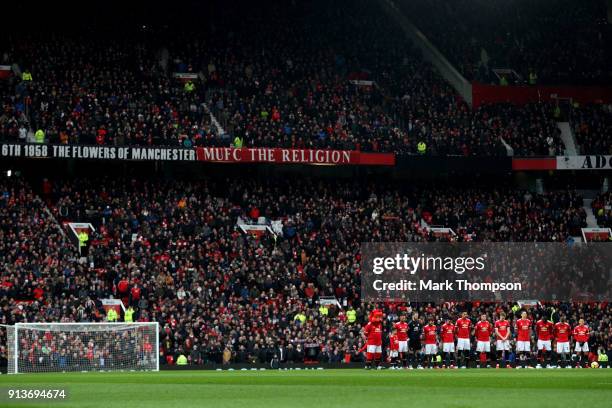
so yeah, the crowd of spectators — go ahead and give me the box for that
[0,0,609,369]
[1,173,604,368]
[571,103,612,155]
[592,191,612,228]
[1,32,217,148]
[0,78,29,143]
[0,0,569,156]
[398,0,611,85]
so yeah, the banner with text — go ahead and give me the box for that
[0,144,395,166]
[556,155,612,170]
[513,155,612,171]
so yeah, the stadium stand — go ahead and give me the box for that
[2,174,607,367]
[571,103,612,155]
[0,0,610,373]
[398,0,612,85]
[0,0,571,155]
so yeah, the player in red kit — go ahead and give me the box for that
[494,312,511,368]
[515,311,533,368]
[573,318,590,368]
[455,312,472,368]
[554,316,572,368]
[363,309,383,369]
[388,328,400,369]
[393,314,409,368]
[475,314,493,368]
[423,317,438,369]
[441,318,456,368]
[535,316,554,368]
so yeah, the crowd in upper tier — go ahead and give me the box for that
[0,0,588,156]
[571,103,612,155]
[1,174,605,368]
[398,0,612,85]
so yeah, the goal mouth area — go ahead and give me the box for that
[8,322,154,332]
[1,322,159,374]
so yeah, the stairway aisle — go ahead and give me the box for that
[582,198,599,228]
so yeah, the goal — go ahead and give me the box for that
[4,322,159,374]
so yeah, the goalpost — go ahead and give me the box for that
[3,322,159,374]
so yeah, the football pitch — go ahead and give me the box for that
[1,369,611,408]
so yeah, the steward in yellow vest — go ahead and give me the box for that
[124,306,135,322]
[106,308,118,322]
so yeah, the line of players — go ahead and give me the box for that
[363,310,591,369]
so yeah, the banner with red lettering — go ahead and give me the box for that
[0,143,395,166]
[195,147,395,165]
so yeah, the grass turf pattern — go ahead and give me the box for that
[0,369,611,408]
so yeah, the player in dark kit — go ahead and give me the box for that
[408,313,423,369]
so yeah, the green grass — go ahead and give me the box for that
[1,369,611,408]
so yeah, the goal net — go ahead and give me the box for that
[3,322,158,374]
